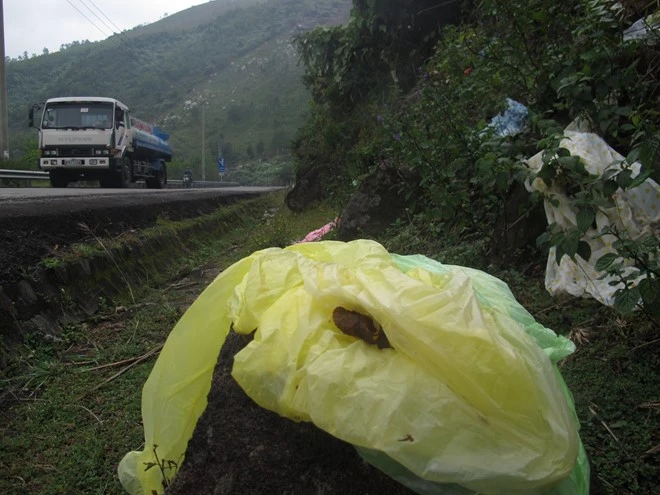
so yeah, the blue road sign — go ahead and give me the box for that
[218,157,225,174]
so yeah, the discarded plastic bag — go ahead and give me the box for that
[119,240,588,495]
[526,120,660,307]
[485,97,528,137]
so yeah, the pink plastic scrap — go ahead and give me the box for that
[294,217,340,244]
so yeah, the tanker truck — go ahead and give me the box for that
[29,97,172,189]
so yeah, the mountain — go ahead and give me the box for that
[5,0,351,176]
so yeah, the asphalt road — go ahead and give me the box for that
[0,186,283,218]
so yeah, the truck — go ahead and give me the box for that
[28,97,172,189]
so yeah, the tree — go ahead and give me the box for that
[23,137,40,167]
[256,140,265,156]
[294,0,468,109]
[223,142,235,162]
[270,129,288,155]
[42,47,49,56]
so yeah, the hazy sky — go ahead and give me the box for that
[3,0,208,58]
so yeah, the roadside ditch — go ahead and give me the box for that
[0,193,283,367]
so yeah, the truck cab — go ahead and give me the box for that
[31,97,171,189]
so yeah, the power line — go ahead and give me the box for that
[65,0,112,40]
[85,0,125,34]
[63,0,166,76]
[79,0,157,67]
[79,0,139,49]
[64,0,130,56]
[76,0,117,38]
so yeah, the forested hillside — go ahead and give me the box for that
[5,0,351,178]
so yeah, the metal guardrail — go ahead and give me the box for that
[0,169,49,181]
[0,169,239,188]
[165,180,241,189]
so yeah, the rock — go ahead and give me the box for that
[490,181,546,264]
[285,163,332,212]
[14,280,40,320]
[70,285,99,316]
[24,315,61,340]
[0,285,20,353]
[338,160,420,241]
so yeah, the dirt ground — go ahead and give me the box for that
[166,331,414,495]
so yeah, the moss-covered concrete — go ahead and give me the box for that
[0,194,277,364]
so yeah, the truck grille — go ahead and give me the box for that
[57,147,94,157]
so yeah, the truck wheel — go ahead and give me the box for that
[156,164,167,189]
[118,157,132,188]
[146,164,167,189]
[49,170,69,188]
[99,175,114,188]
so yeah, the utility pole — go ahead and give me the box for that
[201,105,206,182]
[0,0,10,160]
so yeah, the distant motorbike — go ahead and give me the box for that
[182,174,193,188]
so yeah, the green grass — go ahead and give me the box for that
[0,192,338,495]
[1,194,657,495]
[499,267,659,495]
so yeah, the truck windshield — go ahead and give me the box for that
[42,101,114,130]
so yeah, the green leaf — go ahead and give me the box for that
[603,179,619,197]
[537,164,557,187]
[616,169,632,188]
[536,231,549,249]
[601,168,618,182]
[615,106,632,117]
[495,171,509,192]
[560,234,579,259]
[595,253,618,271]
[638,278,659,306]
[576,241,592,261]
[576,208,596,233]
[532,10,547,21]
[557,155,581,171]
[614,287,640,314]
[555,244,566,265]
[628,169,652,189]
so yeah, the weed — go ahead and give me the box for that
[40,257,63,269]
[143,445,183,489]
[78,222,136,305]
[0,193,337,495]
[71,243,101,257]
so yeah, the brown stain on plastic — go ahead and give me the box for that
[332,307,391,349]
